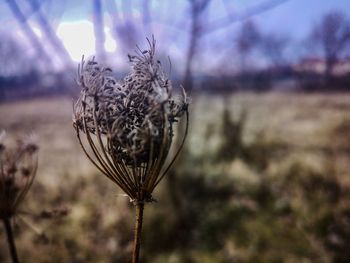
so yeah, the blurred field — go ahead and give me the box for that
[1,92,350,262]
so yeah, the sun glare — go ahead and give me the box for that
[31,26,43,38]
[104,27,117,53]
[56,20,117,62]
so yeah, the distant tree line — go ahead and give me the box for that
[1,1,350,100]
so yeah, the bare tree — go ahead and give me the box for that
[167,0,289,216]
[26,0,72,67]
[183,0,289,92]
[5,0,54,68]
[183,0,211,91]
[236,20,261,71]
[310,11,350,79]
[260,33,288,67]
[102,0,289,91]
[92,0,106,62]
[107,0,140,53]
[142,0,152,35]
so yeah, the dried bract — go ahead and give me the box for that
[73,37,189,204]
[0,133,38,219]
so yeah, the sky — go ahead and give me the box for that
[1,0,350,37]
[253,0,350,40]
[0,0,350,72]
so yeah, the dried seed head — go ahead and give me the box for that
[0,132,38,219]
[22,134,39,155]
[73,37,189,203]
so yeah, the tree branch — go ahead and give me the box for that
[203,0,290,35]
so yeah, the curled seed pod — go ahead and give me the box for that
[0,133,38,219]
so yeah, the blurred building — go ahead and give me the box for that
[294,57,350,76]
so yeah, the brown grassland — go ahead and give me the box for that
[1,92,350,262]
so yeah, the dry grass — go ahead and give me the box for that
[2,93,349,175]
[1,92,350,262]
[0,98,95,186]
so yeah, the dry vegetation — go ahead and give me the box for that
[1,92,350,262]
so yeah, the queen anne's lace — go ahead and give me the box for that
[0,132,38,219]
[73,37,189,203]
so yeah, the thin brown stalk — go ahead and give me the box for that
[3,218,19,263]
[132,202,144,263]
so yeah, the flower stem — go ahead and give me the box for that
[132,202,144,263]
[3,218,19,263]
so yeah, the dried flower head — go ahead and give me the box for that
[0,133,38,219]
[73,37,189,204]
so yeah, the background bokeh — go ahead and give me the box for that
[1,0,350,262]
